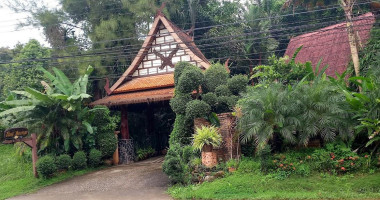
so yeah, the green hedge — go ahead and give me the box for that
[170,94,192,115]
[88,149,102,167]
[72,151,87,170]
[185,100,211,119]
[203,63,229,93]
[55,154,71,170]
[37,155,57,179]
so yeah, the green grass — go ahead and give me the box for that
[0,144,97,200]
[168,171,380,199]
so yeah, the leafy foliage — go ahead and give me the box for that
[170,94,192,115]
[162,143,190,184]
[203,63,229,93]
[201,93,218,109]
[0,66,102,155]
[177,66,204,94]
[238,79,353,150]
[136,147,155,161]
[72,151,87,170]
[88,149,102,167]
[55,154,72,170]
[37,155,57,179]
[192,126,222,151]
[168,115,192,146]
[215,85,232,97]
[227,75,249,95]
[185,100,211,120]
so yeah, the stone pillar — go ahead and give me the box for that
[119,139,134,164]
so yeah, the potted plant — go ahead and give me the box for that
[226,159,238,172]
[193,126,222,168]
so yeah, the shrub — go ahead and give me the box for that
[258,145,272,173]
[174,62,196,86]
[185,100,211,119]
[97,133,117,159]
[226,159,239,168]
[136,147,155,160]
[215,96,236,113]
[182,145,195,163]
[72,151,87,170]
[88,149,102,167]
[237,158,261,173]
[169,115,192,146]
[192,126,222,151]
[162,144,189,184]
[56,154,71,170]
[227,74,248,95]
[177,66,204,94]
[37,155,57,178]
[203,63,229,93]
[215,85,232,97]
[170,94,192,115]
[202,93,217,109]
[0,124,5,142]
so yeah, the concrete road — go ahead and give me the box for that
[9,156,171,200]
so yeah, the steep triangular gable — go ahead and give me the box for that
[110,14,210,93]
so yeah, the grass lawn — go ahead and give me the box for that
[168,171,380,199]
[0,144,96,200]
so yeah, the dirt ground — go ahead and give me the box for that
[9,156,172,200]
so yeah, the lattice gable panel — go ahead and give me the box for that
[132,25,201,77]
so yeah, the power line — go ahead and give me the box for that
[0,15,376,65]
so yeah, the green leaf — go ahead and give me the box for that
[82,121,94,134]
[0,106,35,117]
[25,87,52,103]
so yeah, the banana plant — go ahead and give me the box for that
[0,66,105,154]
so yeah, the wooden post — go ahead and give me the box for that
[121,106,130,139]
[31,133,38,178]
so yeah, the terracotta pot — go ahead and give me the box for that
[202,144,218,168]
[228,167,236,173]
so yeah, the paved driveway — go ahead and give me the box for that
[10,157,171,200]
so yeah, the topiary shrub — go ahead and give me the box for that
[174,62,196,86]
[170,94,192,115]
[177,66,204,94]
[162,144,189,184]
[215,96,237,113]
[56,154,71,171]
[37,155,57,178]
[169,115,192,146]
[203,63,229,93]
[88,149,102,167]
[72,151,87,170]
[185,100,211,119]
[227,74,248,95]
[215,85,232,97]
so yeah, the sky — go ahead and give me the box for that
[0,0,59,48]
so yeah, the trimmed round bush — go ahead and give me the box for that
[37,155,57,178]
[169,115,193,146]
[227,74,248,95]
[72,151,87,170]
[56,154,71,170]
[170,94,192,115]
[216,96,237,113]
[215,85,232,97]
[203,63,229,93]
[98,133,117,159]
[174,62,196,86]
[202,93,217,108]
[88,149,102,167]
[177,67,204,94]
[185,100,211,119]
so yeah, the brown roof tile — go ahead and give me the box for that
[113,73,174,94]
[91,87,175,106]
[284,12,375,77]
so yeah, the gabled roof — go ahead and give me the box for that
[91,12,209,106]
[284,12,375,77]
[109,13,210,93]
